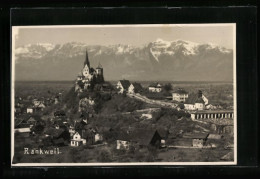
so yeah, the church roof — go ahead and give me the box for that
[84,50,90,68]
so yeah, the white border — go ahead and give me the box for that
[11,24,237,166]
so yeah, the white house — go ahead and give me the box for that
[148,83,162,92]
[184,90,208,111]
[27,107,34,114]
[94,133,103,142]
[116,80,131,94]
[172,88,189,102]
[70,132,86,147]
[128,82,143,94]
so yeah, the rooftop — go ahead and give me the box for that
[149,82,161,88]
[173,88,188,94]
[182,133,209,139]
[190,110,234,114]
[119,80,131,89]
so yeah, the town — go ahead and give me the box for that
[13,50,234,163]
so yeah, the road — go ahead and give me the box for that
[127,93,179,109]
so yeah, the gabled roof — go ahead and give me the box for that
[156,128,169,138]
[195,97,205,104]
[118,129,161,145]
[27,117,36,122]
[185,93,205,104]
[119,80,131,89]
[130,82,143,91]
[45,128,65,138]
[149,82,161,88]
[75,129,95,139]
[130,129,161,145]
[173,88,188,94]
[117,131,131,141]
[53,138,65,145]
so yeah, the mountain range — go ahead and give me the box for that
[15,39,233,81]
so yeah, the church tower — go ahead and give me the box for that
[96,62,103,76]
[84,50,90,68]
[82,50,91,77]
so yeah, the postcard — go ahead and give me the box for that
[11,24,236,166]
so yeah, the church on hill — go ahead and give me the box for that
[75,50,104,93]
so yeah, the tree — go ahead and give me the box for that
[164,83,173,92]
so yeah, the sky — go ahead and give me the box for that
[13,24,235,49]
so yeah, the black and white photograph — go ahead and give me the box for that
[11,24,236,166]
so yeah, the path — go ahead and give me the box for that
[127,93,179,109]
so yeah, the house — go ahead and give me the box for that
[69,126,76,137]
[33,100,45,107]
[116,129,162,150]
[184,90,208,110]
[116,131,131,150]
[27,116,37,127]
[131,129,162,148]
[26,107,34,114]
[14,118,31,133]
[172,88,188,102]
[182,133,209,147]
[128,82,143,94]
[15,107,22,115]
[148,83,162,92]
[35,102,46,109]
[116,80,131,94]
[44,127,70,146]
[70,131,87,147]
[71,128,103,147]
[157,128,170,148]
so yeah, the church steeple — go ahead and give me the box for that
[84,49,90,68]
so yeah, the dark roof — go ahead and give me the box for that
[131,82,143,91]
[116,129,161,145]
[116,131,131,141]
[15,115,29,128]
[53,138,65,145]
[183,133,209,139]
[27,117,36,122]
[119,80,131,89]
[45,128,65,138]
[75,129,95,139]
[195,97,205,104]
[173,88,188,94]
[156,128,169,138]
[185,93,205,104]
[149,82,161,88]
[131,129,161,145]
